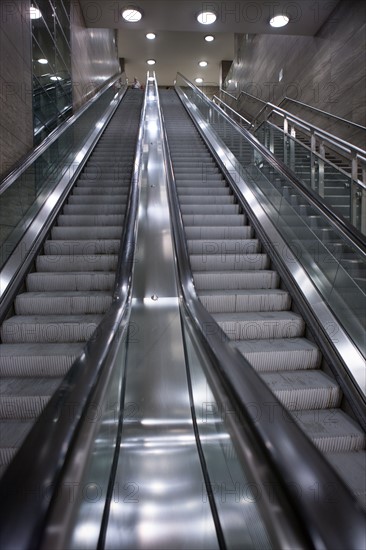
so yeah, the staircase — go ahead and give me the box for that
[160,89,366,509]
[255,125,353,221]
[0,90,143,476]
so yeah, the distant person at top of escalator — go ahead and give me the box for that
[131,77,142,89]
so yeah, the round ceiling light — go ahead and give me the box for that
[197,11,216,25]
[195,78,203,84]
[122,7,143,22]
[146,32,156,40]
[37,58,48,64]
[147,59,156,65]
[205,35,215,42]
[199,61,208,67]
[269,15,289,27]
[30,6,42,19]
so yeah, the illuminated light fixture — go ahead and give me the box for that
[205,35,215,41]
[50,75,63,81]
[195,78,203,84]
[197,11,216,25]
[146,59,156,65]
[269,14,289,27]
[30,5,42,19]
[146,32,156,40]
[122,6,143,22]
[148,76,154,81]
[37,58,48,64]
[199,61,208,67]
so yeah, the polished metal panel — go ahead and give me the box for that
[104,79,218,549]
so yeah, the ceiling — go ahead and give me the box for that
[79,0,339,86]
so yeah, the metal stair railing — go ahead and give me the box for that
[215,90,366,234]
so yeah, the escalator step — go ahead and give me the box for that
[199,289,291,313]
[232,338,321,371]
[194,270,280,290]
[292,409,366,452]
[26,272,115,291]
[15,291,112,315]
[0,343,84,376]
[213,311,305,340]
[0,378,62,418]
[1,315,102,343]
[260,370,342,410]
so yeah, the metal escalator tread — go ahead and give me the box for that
[160,89,366,508]
[0,89,144,474]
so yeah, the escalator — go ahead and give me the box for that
[0,77,365,550]
[159,88,366,509]
[0,89,143,477]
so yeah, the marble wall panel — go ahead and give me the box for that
[229,0,366,145]
[70,0,120,110]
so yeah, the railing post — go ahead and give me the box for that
[283,116,289,166]
[290,124,296,172]
[318,141,325,197]
[311,132,317,191]
[351,154,359,230]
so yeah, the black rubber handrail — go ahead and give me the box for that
[0,85,147,550]
[179,73,366,255]
[159,78,366,550]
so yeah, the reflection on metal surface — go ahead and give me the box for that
[104,78,219,549]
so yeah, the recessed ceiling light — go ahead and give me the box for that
[195,78,203,84]
[197,11,216,25]
[199,61,208,67]
[269,14,289,27]
[30,6,42,19]
[50,76,63,81]
[147,59,156,65]
[205,35,215,42]
[146,32,156,40]
[37,58,48,64]
[122,6,143,22]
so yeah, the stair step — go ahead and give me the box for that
[326,451,366,509]
[63,204,126,215]
[194,270,280,290]
[0,343,84,376]
[26,272,115,291]
[179,195,235,205]
[292,409,366,452]
[0,378,61,419]
[213,311,305,340]
[185,226,253,239]
[180,204,240,215]
[57,214,124,226]
[199,289,291,313]
[15,291,112,315]
[36,255,118,272]
[183,214,246,226]
[191,253,269,271]
[44,240,120,255]
[51,226,122,240]
[232,337,321,371]
[188,239,260,255]
[0,420,34,465]
[1,315,102,343]
[260,370,342,410]
[178,187,231,196]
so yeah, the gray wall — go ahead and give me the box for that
[227,0,366,133]
[0,0,33,179]
[71,1,120,110]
